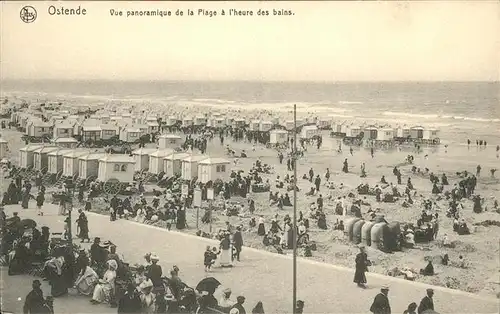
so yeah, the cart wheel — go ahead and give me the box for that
[85,176,97,187]
[104,178,122,195]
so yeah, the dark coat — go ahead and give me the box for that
[23,288,45,314]
[370,292,391,314]
[353,252,368,284]
[118,290,142,313]
[417,296,434,314]
[233,231,243,248]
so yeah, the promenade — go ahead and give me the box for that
[2,203,499,314]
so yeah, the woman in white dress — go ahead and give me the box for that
[139,280,156,313]
[136,207,146,223]
[74,265,99,296]
[90,259,117,304]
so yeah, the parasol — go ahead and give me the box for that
[195,277,221,295]
[20,219,37,229]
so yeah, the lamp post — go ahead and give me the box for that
[292,104,298,314]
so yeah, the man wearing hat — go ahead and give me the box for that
[147,254,163,288]
[417,288,434,314]
[230,296,246,314]
[23,280,46,313]
[369,285,391,314]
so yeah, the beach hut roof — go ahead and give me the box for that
[54,137,78,143]
[82,126,102,131]
[19,144,44,152]
[159,134,182,139]
[234,118,245,122]
[147,122,159,126]
[411,126,425,130]
[32,146,60,154]
[63,150,90,158]
[99,154,135,163]
[31,120,52,127]
[48,149,74,156]
[183,117,193,121]
[0,138,8,143]
[271,129,288,134]
[182,155,209,162]
[132,148,158,155]
[54,123,75,128]
[150,149,174,157]
[126,128,141,133]
[79,153,107,161]
[198,157,231,165]
[100,124,118,131]
[164,152,191,160]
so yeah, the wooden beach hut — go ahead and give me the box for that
[364,125,379,140]
[166,116,178,127]
[376,127,395,141]
[182,117,194,128]
[269,129,288,145]
[98,154,135,183]
[300,125,319,139]
[132,147,158,172]
[181,155,208,181]
[100,124,119,140]
[211,117,226,129]
[147,121,160,134]
[78,153,107,179]
[158,134,182,149]
[120,128,142,143]
[33,146,59,171]
[0,138,9,159]
[409,126,425,140]
[259,121,273,132]
[232,118,244,128]
[27,120,53,138]
[194,116,208,126]
[345,125,362,138]
[164,152,191,177]
[47,149,73,174]
[53,123,75,139]
[19,144,43,168]
[331,121,345,134]
[396,126,411,139]
[62,151,89,177]
[317,118,331,130]
[81,125,102,142]
[148,149,174,174]
[53,137,78,148]
[249,120,261,132]
[197,157,231,184]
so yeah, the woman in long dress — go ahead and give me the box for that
[74,265,99,296]
[353,245,369,288]
[91,259,117,304]
[139,280,156,313]
[219,233,232,267]
[257,217,266,236]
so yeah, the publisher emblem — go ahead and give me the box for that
[20,6,37,23]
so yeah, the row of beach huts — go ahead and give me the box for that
[15,144,232,186]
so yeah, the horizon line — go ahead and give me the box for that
[1,78,499,84]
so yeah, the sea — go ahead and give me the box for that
[2,80,499,146]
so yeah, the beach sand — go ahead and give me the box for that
[1,103,499,299]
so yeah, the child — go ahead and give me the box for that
[204,246,218,272]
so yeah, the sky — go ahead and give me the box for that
[1,1,499,82]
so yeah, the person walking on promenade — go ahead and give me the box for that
[370,286,391,314]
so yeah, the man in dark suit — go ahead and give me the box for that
[417,288,434,314]
[370,285,391,314]
[232,226,244,262]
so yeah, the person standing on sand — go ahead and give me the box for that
[476,165,481,177]
[370,286,391,314]
[353,245,370,288]
[496,145,499,158]
[325,168,330,182]
[370,147,374,158]
[342,159,349,173]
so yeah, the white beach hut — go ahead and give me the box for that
[300,125,319,139]
[53,137,78,148]
[364,126,379,140]
[182,117,194,128]
[181,155,208,181]
[344,125,362,138]
[332,121,345,134]
[249,120,261,132]
[147,121,160,134]
[425,128,440,141]
[166,116,178,127]
[62,151,89,177]
[269,129,288,145]
[317,118,331,129]
[98,155,135,183]
[197,157,231,183]
[231,118,243,128]
[259,121,273,132]
[0,138,9,159]
[78,153,107,179]
[158,134,182,149]
[27,120,53,138]
[47,149,73,174]
[100,124,119,140]
[19,144,43,168]
[164,152,191,177]
[212,117,226,129]
[396,126,411,138]
[194,116,207,126]
[120,128,142,143]
[53,123,75,139]
[33,146,59,171]
[148,149,174,174]
[132,147,158,172]
[376,127,395,141]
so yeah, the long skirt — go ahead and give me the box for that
[219,249,232,266]
[76,275,98,296]
[257,223,266,236]
[48,271,68,297]
[92,282,114,303]
[353,268,367,284]
[21,195,29,209]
